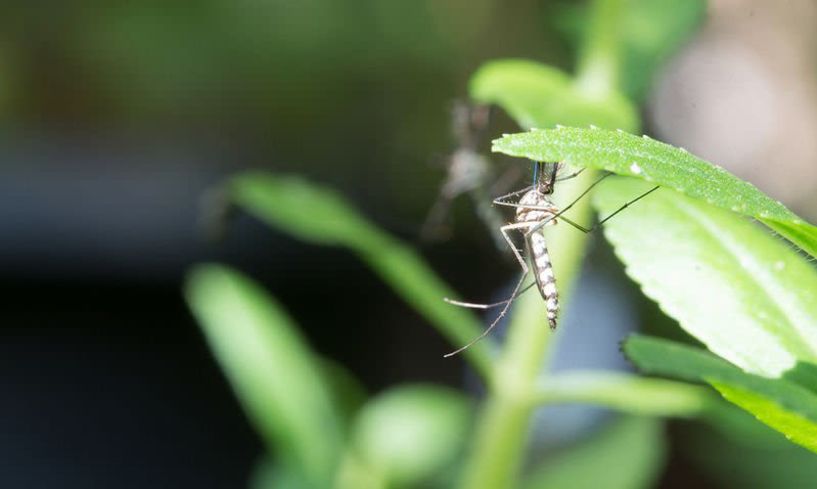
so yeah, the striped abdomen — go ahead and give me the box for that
[527,231,558,329]
[516,189,559,330]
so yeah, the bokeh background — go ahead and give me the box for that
[3,1,817,488]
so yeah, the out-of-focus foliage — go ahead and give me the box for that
[617,0,705,98]
[682,413,817,489]
[469,60,638,131]
[534,371,714,418]
[185,264,346,487]
[187,266,475,489]
[179,0,817,487]
[344,385,473,488]
[555,0,706,100]
[521,416,665,489]
[625,335,817,453]
[228,171,494,378]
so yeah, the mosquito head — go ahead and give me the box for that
[532,162,559,195]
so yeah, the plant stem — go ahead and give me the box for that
[533,371,717,417]
[458,170,598,489]
[458,0,627,486]
[576,0,625,98]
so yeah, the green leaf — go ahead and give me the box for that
[492,127,817,256]
[619,0,705,99]
[184,264,344,486]
[469,59,639,132]
[250,457,312,489]
[552,0,705,101]
[229,171,493,379]
[625,335,817,453]
[347,385,473,488]
[318,357,368,426]
[522,416,666,489]
[595,178,817,376]
[682,412,817,489]
[533,371,716,418]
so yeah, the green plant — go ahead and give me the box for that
[184,0,817,488]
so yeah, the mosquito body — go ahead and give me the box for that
[513,173,560,329]
[443,162,658,358]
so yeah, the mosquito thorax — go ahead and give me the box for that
[515,188,558,225]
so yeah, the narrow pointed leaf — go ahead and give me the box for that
[625,335,817,453]
[492,127,817,256]
[185,264,344,486]
[229,172,493,378]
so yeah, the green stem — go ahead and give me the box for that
[458,1,628,486]
[533,371,717,417]
[459,170,598,489]
[575,0,625,97]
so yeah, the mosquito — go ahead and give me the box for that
[443,162,659,357]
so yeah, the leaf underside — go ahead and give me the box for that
[492,127,817,257]
[595,177,817,377]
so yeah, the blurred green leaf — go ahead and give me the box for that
[619,0,705,99]
[681,412,817,489]
[534,371,715,418]
[522,416,665,489]
[346,385,473,488]
[469,59,638,132]
[250,457,312,489]
[493,126,817,257]
[553,0,704,100]
[184,264,344,486]
[594,178,817,376]
[318,357,368,426]
[229,172,493,379]
[625,335,817,453]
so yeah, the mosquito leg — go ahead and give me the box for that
[443,269,529,358]
[492,185,534,205]
[594,185,660,227]
[555,167,586,182]
[550,184,661,234]
[554,172,612,217]
[444,282,536,309]
[443,223,533,357]
[557,215,591,234]
[494,201,558,211]
[499,222,534,272]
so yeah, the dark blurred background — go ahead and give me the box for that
[3,1,817,488]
